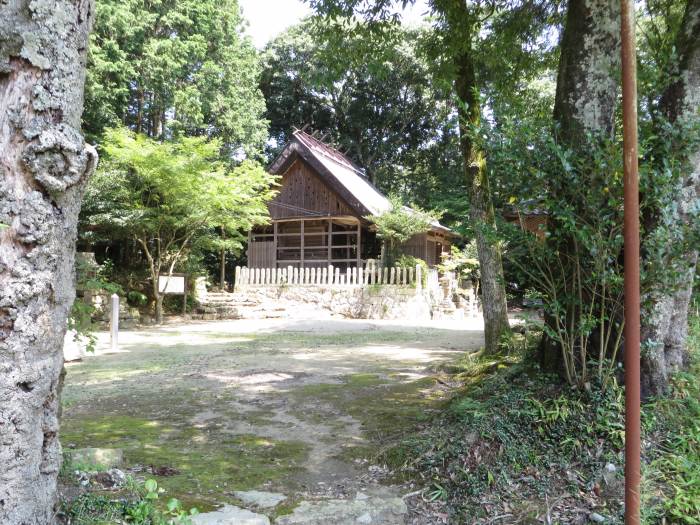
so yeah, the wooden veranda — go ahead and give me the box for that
[249,216,364,270]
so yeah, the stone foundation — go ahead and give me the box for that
[240,284,434,320]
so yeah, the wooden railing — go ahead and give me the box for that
[235,263,424,288]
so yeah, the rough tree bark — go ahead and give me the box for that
[541,0,621,370]
[641,0,700,397]
[0,0,96,522]
[445,2,511,354]
[553,0,621,144]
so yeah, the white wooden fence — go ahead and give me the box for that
[235,263,425,289]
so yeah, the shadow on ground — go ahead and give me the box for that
[61,318,483,511]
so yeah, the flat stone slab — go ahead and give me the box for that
[192,505,270,525]
[68,448,123,468]
[234,490,287,509]
[274,496,407,525]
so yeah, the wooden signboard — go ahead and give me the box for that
[157,273,188,314]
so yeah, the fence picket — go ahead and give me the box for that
[232,265,440,289]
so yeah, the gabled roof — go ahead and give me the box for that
[269,130,453,234]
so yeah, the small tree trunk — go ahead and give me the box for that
[0,0,96,522]
[155,292,164,325]
[641,0,700,397]
[220,248,226,290]
[453,25,510,354]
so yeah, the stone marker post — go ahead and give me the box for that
[110,294,119,352]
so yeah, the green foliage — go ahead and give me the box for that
[81,127,277,320]
[395,255,428,286]
[69,259,123,353]
[504,136,626,388]
[61,478,198,525]
[438,243,479,283]
[260,20,462,208]
[126,479,198,524]
[642,307,700,524]
[366,195,438,265]
[386,350,627,521]
[127,290,148,307]
[86,128,276,244]
[84,0,267,158]
[385,308,700,522]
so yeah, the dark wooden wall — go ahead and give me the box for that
[400,233,451,266]
[248,240,276,268]
[269,158,356,219]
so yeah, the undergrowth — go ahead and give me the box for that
[59,477,198,525]
[387,311,700,524]
[387,352,626,523]
[642,306,700,523]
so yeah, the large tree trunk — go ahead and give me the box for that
[453,21,511,354]
[641,0,700,397]
[553,0,621,143]
[0,0,96,522]
[541,0,621,369]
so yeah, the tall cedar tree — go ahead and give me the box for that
[84,0,267,159]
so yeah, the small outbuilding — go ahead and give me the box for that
[248,130,455,270]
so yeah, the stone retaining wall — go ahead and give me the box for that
[236,284,435,320]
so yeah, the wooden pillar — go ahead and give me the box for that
[327,218,332,266]
[356,221,361,270]
[300,219,305,269]
[273,221,278,269]
[247,230,252,266]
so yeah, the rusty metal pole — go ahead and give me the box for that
[621,0,641,521]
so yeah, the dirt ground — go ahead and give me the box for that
[60,318,484,514]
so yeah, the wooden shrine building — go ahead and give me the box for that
[248,130,455,270]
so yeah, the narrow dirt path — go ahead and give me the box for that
[61,318,483,521]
